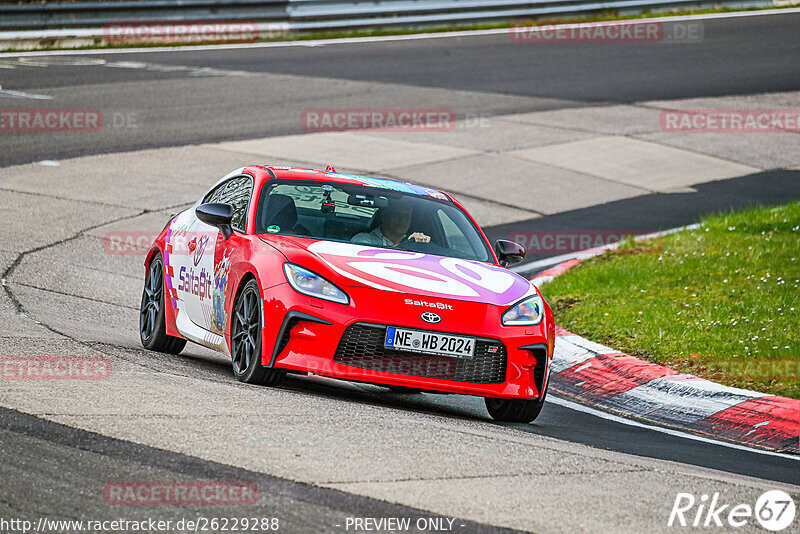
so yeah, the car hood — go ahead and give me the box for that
[289,239,538,307]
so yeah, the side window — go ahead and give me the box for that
[202,176,253,232]
[437,209,475,258]
[203,183,226,204]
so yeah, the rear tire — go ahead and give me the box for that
[140,255,186,354]
[485,395,546,423]
[231,279,285,386]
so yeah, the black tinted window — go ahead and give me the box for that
[203,176,253,232]
[255,180,491,262]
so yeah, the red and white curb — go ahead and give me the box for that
[529,228,799,454]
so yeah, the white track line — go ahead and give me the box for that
[1,8,799,58]
[549,395,800,461]
[0,87,53,99]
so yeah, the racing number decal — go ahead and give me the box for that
[307,241,534,306]
[348,261,479,297]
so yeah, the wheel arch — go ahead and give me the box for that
[226,269,260,343]
[232,270,258,306]
[144,246,161,269]
[226,271,285,386]
[143,247,182,339]
[139,246,186,354]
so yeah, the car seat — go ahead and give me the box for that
[263,194,310,235]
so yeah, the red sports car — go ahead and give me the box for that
[140,165,554,422]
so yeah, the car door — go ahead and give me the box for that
[170,175,253,338]
[206,175,253,338]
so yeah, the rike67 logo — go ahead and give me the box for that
[669,490,797,531]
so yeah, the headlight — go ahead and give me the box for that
[502,294,544,326]
[283,263,349,305]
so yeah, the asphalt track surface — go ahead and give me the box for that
[1,10,800,532]
[0,407,516,534]
[484,169,800,260]
[1,11,800,166]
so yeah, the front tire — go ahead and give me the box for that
[230,279,285,386]
[140,255,186,354]
[485,395,546,423]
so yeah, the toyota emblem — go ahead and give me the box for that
[421,312,441,324]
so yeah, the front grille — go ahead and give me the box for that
[333,323,507,384]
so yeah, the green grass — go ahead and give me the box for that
[540,203,800,398]
[4,4,795,53]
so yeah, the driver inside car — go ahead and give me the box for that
[351,200,431,247]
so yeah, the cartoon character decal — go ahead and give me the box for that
[211,249,233,335]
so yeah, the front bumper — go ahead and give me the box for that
[253,283,553,399]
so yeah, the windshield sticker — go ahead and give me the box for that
[333,173,447,198]
[423,189,449,200]
[270,169,448,199]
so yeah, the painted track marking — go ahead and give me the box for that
[549,395,800,461]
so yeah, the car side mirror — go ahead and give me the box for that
[196,202,234,240]
[495,239,525,267]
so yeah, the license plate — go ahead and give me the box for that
[384,327,475,359]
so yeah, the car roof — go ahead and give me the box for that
[259,165,452,202]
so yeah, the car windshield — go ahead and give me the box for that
[255,180,492,262]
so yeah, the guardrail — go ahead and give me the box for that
[285,0,751,29]
[0,1,288,31]
[0,0,779,35]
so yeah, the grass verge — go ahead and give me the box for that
[540,203,800,398]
